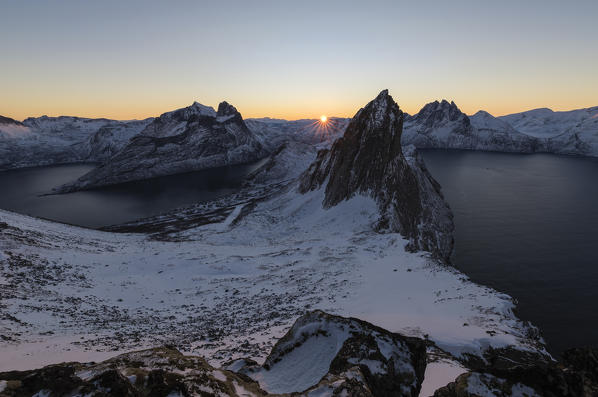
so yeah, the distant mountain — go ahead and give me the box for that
[402,100,542,153]
[1,100,597,173]
[57,101,268,191]
[0,115,152,170]
[245,117,350,151]
[499,106,598,156]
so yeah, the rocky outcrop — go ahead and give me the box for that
[56,101,268,192]
[434,347,598,397]
[0,311,428,397]
[299,90,454,261]
[230,310,427,396]
[0,347,268,397]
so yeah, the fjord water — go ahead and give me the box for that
[422,150,598,355]
[0,160,266,228]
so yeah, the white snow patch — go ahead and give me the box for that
[418,358,467,397]
[211,369,227,382]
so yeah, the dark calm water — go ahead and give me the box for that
[0,160,267,228]
[422,150,598,356]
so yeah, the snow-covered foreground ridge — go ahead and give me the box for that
[1,312,596,396]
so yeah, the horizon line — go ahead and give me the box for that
[3,101,598,123]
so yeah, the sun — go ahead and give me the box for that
[320,115,327,123]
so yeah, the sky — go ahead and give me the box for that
[1,0,597,121]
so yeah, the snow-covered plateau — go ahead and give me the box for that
[1,92,598,396]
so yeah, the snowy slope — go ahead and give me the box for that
[0,188,544,372]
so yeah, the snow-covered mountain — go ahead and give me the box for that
[299,90,454,261]
[500,106,598,156]
[0,115,152,170]
[402,100,543,153]
[2,98,596,175]
[56,101,268,191]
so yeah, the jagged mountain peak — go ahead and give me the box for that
[352,89,401,133]
[299,90,454,260]
[216,101,240,117]
[412,99,470,129]
[422,99,462,113]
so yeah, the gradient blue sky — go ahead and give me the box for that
[2,0,597,120]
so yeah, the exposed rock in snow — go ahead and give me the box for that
[0,347,268,397]
[230,310,427,396]
[55,101,268,192]
[299,90,454,261]
[0,313,589,396]
[434,347,598,397]
[0,312,428,397]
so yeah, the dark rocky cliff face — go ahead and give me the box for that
[299,90,454,261]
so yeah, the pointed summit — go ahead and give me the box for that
[299,90,454,260]
[217,101,239,117]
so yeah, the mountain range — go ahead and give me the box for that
[0,98,597,187]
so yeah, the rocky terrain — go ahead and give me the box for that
[433,347,598,397]
[1,312,595,396]
[0,312,429,397]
